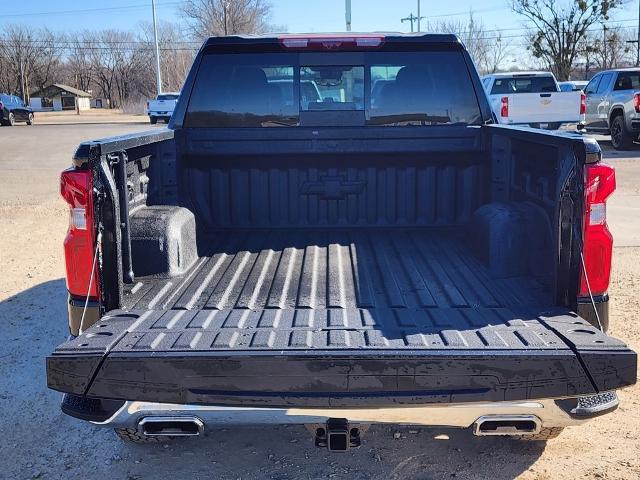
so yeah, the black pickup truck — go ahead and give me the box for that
[48,33,636,450]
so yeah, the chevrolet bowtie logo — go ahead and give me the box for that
[300,176,366,200]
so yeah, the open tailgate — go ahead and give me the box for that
[47,307,636,408]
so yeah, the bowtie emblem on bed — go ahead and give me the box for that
[300,176,366,200]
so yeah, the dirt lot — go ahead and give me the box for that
[0,116,639,479]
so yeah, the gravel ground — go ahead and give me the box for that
[0,119,639,480]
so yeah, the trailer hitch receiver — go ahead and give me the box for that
[314,418,361,451]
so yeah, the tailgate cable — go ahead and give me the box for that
[79,189,104,335]
[580,252,604,332]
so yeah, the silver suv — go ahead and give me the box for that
[583,68,640,150]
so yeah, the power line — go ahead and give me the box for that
[0,1,183,19]
[1,18,637,46]
[427,6,505,18]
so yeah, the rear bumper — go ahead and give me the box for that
[87,391,619,430]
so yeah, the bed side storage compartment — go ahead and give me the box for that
[130,205,198,276]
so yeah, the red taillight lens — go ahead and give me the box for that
[60,168,100,299]
[634,93,640,113]
[279,34,384,50]
[500,96,509,117]
[580,92,586,115]
[579,163,616,297]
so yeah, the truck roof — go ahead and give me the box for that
[484,71,556,78]
[203,32,462,47]
[597,67,640,74]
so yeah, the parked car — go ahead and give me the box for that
[0,93,34,126]
[582,68,640,150]
[482,72,585,129]
[559,80,588,92]
[146,92,179,124]
[47,33,636,451]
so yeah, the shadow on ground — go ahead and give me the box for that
[0,279,546,480]
[598,139,640,159]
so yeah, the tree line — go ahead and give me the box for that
[0,22,196,110]
[0,0,279,109]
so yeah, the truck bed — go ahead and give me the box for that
[123,229,551,328]
[48,229,636,407]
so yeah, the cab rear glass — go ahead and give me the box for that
[184,51,482,127]
[490,76,558,94]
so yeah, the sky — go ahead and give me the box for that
[1,0,640,61]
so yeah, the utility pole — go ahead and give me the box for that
[401,13,419,33]
[222,1,229,35]
[417,0,422,33]
[19,57,25,103]
[561,23,566,80]
[345,0,351,32]
[628,1,640,66]
[603,24,608,70]
[151,0,162,95]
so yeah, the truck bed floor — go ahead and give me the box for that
[124,229,552,312]
[107,229,569,352]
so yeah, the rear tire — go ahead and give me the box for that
[516,426,564,441]
[7,112,15,126]
[26,113,33,125]
[114,427,173,444]
[610,115,634,150]
[150,116,157,125]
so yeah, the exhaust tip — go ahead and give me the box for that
[473,415,541,436]
[138,416,204,437]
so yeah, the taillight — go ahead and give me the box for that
[500,96,509,117]
[279,34,384,50]
[0,101,3,110]
[634,93,640,113]
[60,168,100,299]
[580,92,586,115]
[579,163,616,297]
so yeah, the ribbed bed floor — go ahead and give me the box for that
[123,229,552,312]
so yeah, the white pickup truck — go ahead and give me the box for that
[146,92,179,124]
[482,72,585,129]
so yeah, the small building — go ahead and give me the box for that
[30,84,91,112]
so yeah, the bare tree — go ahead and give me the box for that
[138,21,197,94]
[30,28,64,93]
[0,25,65,100]
[0,22,199,112]
[181,0,276,39]
[112,32,147,106]
[87,30,121,108]
[66,33,95,92]
[0,25,39,101]
[584,26,635,70]
[511,0,624,81]
[429,13,510,75]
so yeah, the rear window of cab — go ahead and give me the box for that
[185,51,483,127]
